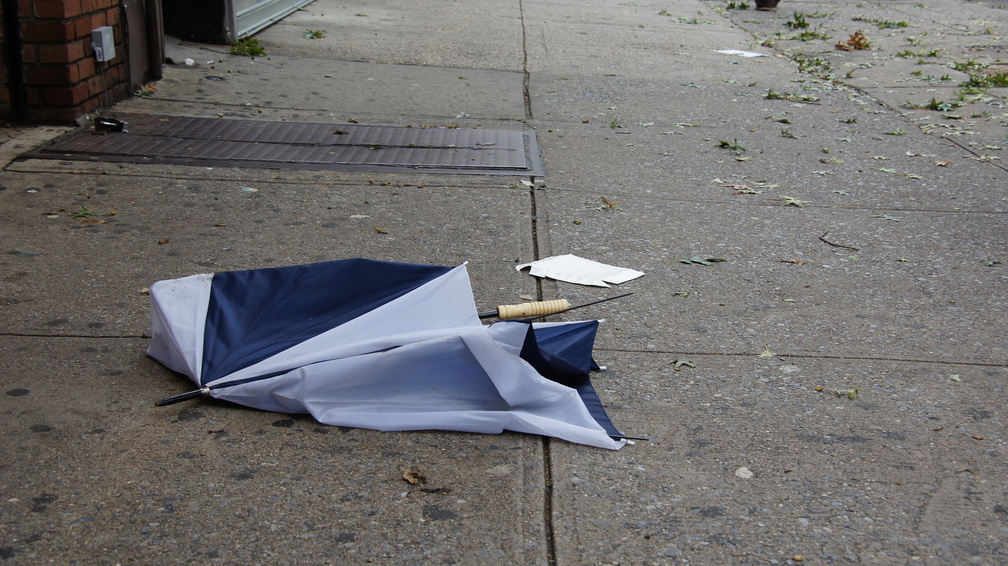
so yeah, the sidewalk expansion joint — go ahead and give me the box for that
[541,436,558,566]
[518,0,532,121]
[527,177,556,564]
[0,332,148,339]
[597,347,1007,368]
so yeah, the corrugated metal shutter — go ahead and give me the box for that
[233,0,313,38]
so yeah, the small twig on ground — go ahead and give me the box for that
[819,231,859,251]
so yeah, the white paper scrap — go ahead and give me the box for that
[516,255,644,287]
[715,49,768,58]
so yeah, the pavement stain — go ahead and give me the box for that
[421,504,459,521]
[30,493,58,512]
[173,409,205,423]
[231,469,255,480]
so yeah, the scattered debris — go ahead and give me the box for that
[765,89,820,103]
[230,37,265,57]
[517,255,644,287]
[592,196,620,211]
[402,467,427,485]
[717,140,747,158]
[679,256,727,266]
[871,213,902,221]
[715,49,768,58]
[71,206,95,218]
[836,31,871,51]
[757,345,786,361]
[135,82,157,97]
[672,359,696,370]
[834,388,859,400]
[819,232,859,251]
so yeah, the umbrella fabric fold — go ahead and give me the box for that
[147,259,626,449]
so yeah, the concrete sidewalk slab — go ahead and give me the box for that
[716,0,1008,150]
[543,190,1008,362]
[255,0,524,71]
[553,352,1007,564]
[0,338,547,564]
[1,0,1006,563]
[0,167,538,336]
[121,45,526,124]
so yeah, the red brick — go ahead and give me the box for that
[17,0,30,18]
[77,56,96,78]
[35,0,82,19]
[105,8,118,26]
[86,74,103,96]
[73,17,91,39]
[39,41,86,64]
[20,44,38,64]
[24,64,79,85]
[90,12,107,29]
[24,86,41,105]
[42,81,88,106]
[81,97,100,114]
[0,87,10,104]
[23,20,75,42]
[69,39,87,61]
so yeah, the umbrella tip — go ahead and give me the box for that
[154,388,209,406]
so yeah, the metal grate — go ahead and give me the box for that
[24,114,545,176]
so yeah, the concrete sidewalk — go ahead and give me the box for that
[1,0,1006,563]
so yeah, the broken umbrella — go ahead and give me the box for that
[147,258,626,449]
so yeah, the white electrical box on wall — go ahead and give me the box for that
[91,26,115,62]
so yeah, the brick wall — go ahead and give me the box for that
[2,0,129,123]
[0,2,13,118]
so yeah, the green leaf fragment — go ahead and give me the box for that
[834,388,859,400]
[673,359,696,370]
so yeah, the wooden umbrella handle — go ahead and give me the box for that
[496,299,570,320]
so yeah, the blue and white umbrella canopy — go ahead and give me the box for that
[147,259,626,449]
